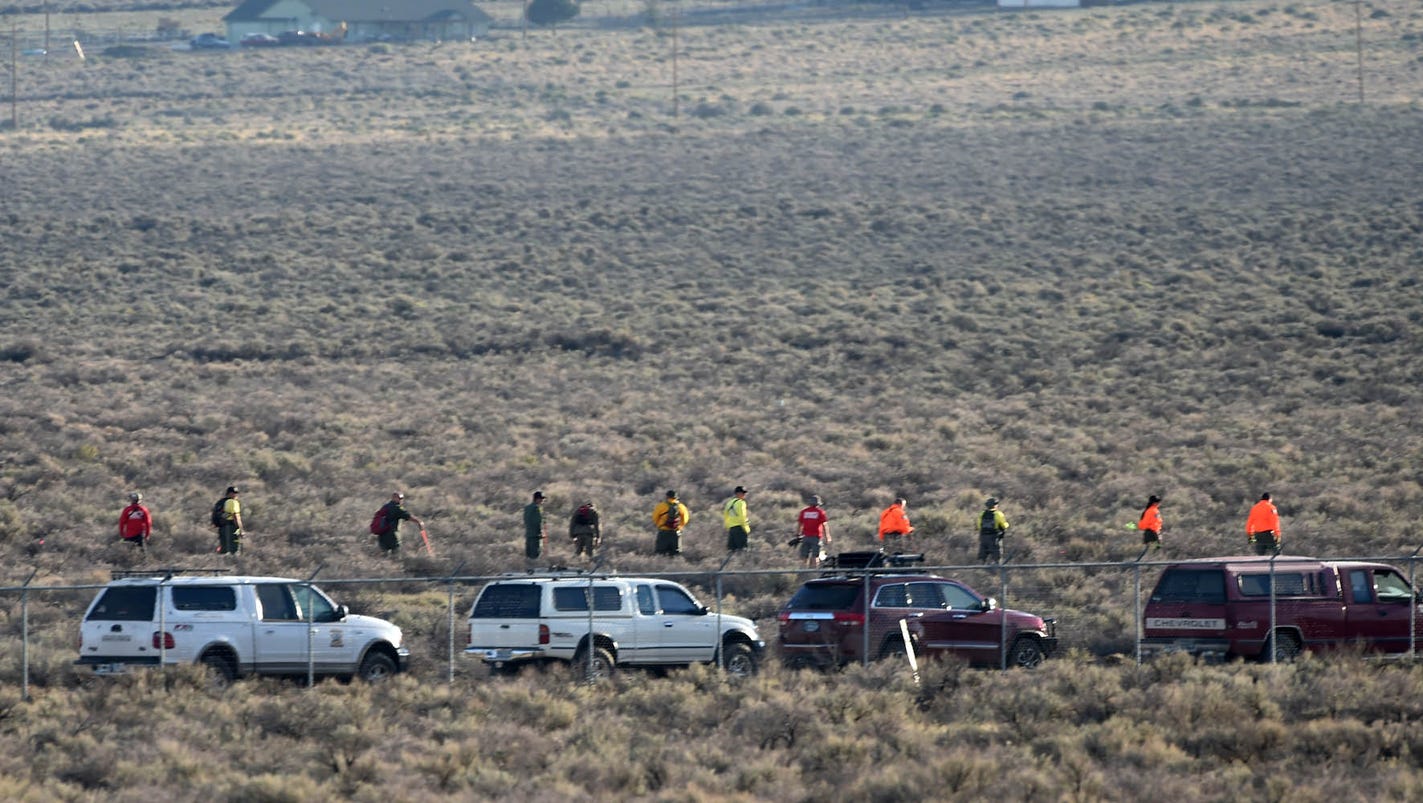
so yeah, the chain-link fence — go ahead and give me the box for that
[6,551,1421,698]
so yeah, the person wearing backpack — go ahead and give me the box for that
[118,491,152,553]
[569,500,601,559]
[722,486,750,552]
[375,491,422,555]
[977,497,1009,563]
[213,486,245,555]
[651,490,690,556]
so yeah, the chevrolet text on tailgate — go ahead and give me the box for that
[465,573,765,678]
[1142,556,1422,661]
[77,570,410,682]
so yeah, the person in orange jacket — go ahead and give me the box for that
[1136,495,1163,551]
[1246,492,1282,555]
[877,498,914,546]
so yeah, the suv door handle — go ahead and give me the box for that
[664,622,675,628]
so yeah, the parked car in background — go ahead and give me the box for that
[239,32,280,47]
[778,552,1057,669]
[466,572,764,678]
[76,570,409,683]
[277,30,332,46]
[190,33,233,50]
[1142,555,1423,662]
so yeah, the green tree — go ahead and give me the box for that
[527,0,580,27]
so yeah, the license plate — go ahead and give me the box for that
[802,621,821,633]
[93,663,129,675]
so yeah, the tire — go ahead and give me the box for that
[1264,631,1301,663]
[721,642,757,678]
[877,636,912,662]
[200,652,236,687]
[357,651,397,683]
[571,646,615,682]
[1007,636,1046,669]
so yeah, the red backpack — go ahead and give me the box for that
[369,508,390,536]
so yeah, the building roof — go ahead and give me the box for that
[226,0,491,25]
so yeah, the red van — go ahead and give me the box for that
[1141,556,1422,661]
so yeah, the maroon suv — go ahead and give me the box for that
[777,571,1057,668]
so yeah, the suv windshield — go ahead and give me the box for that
[1151,568,1226,604]
[786,583,861,611]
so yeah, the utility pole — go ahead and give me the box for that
[9,23,17,131]
[1353,0,1365,104]
[670,2,679,121]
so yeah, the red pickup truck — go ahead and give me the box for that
[1141,556,1421,661]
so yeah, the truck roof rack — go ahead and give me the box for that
[495,567,600,579]
[111,568,234,580]
[820,550,926,575]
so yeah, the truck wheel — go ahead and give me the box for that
[572,646,615,681]
[1265,631,1301,663]
[722,642,757,678]
[357,652,397,683]
[201,653,236,687]
[1008,636,1046,668]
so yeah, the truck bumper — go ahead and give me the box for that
[466,647,546,665]
[1139,638,1231,661]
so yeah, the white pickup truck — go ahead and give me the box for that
[465,573,764,677]
[76,572,409,683]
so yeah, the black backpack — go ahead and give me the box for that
[979,510,999,538]
[211,498,227,528]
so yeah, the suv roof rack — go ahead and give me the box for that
[820,550,926,575]
[111,568,234,580]
[495,567,601,579]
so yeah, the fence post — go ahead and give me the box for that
[1134,546,1149,667]
[20,569,37,701]
[1409,547,1421,659]
[446,561,466,686]
[1268,554,1278,665]
[305,565,323,688]
[861,569,871,667]
[714,552,735,672]
[999,558,1009,671]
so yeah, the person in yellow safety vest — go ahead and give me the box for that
[1137,495,1163,551]
[1246,492,1282,555]
[722,486,750,552]
[877,498,914,545]
[652,490,691,557]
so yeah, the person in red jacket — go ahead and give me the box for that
[1137,495,1163,551]
[118,491,151,552]
[877,498,914,546]
[1246,492,1282,555]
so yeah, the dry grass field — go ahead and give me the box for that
[3,0,1423,797]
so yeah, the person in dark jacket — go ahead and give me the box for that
[569,500,601,559]
[524,491,547,560]
[977,498,1010,563]
[377,491,422,555]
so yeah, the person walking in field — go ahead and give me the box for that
[877,498,914,546]
[652,490,690,556]
[524,491,547,561]
[1137,495,1163,551]
[214,486,244,555]
[977,498,1010,563]
[722,486,751,552]
[1246,492,1282,555]
[569,500,601,559]
[796,495,831,568]
[118,492,151,553]
[376,491,423,555]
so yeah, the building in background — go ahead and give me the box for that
[224,0,493,44]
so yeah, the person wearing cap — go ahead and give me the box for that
[977,498,1009,563]
[118,491,152,552]
[651,490,690,556]
[795,495,831,568]
[1137,495,1163,551]
[1246,492,1282,555]
[377,491,422,555]
[569,500,601,559]
[722,486,751,552]
[877,498,914,546]
[524,491,547,561]
[216,486,245,555]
